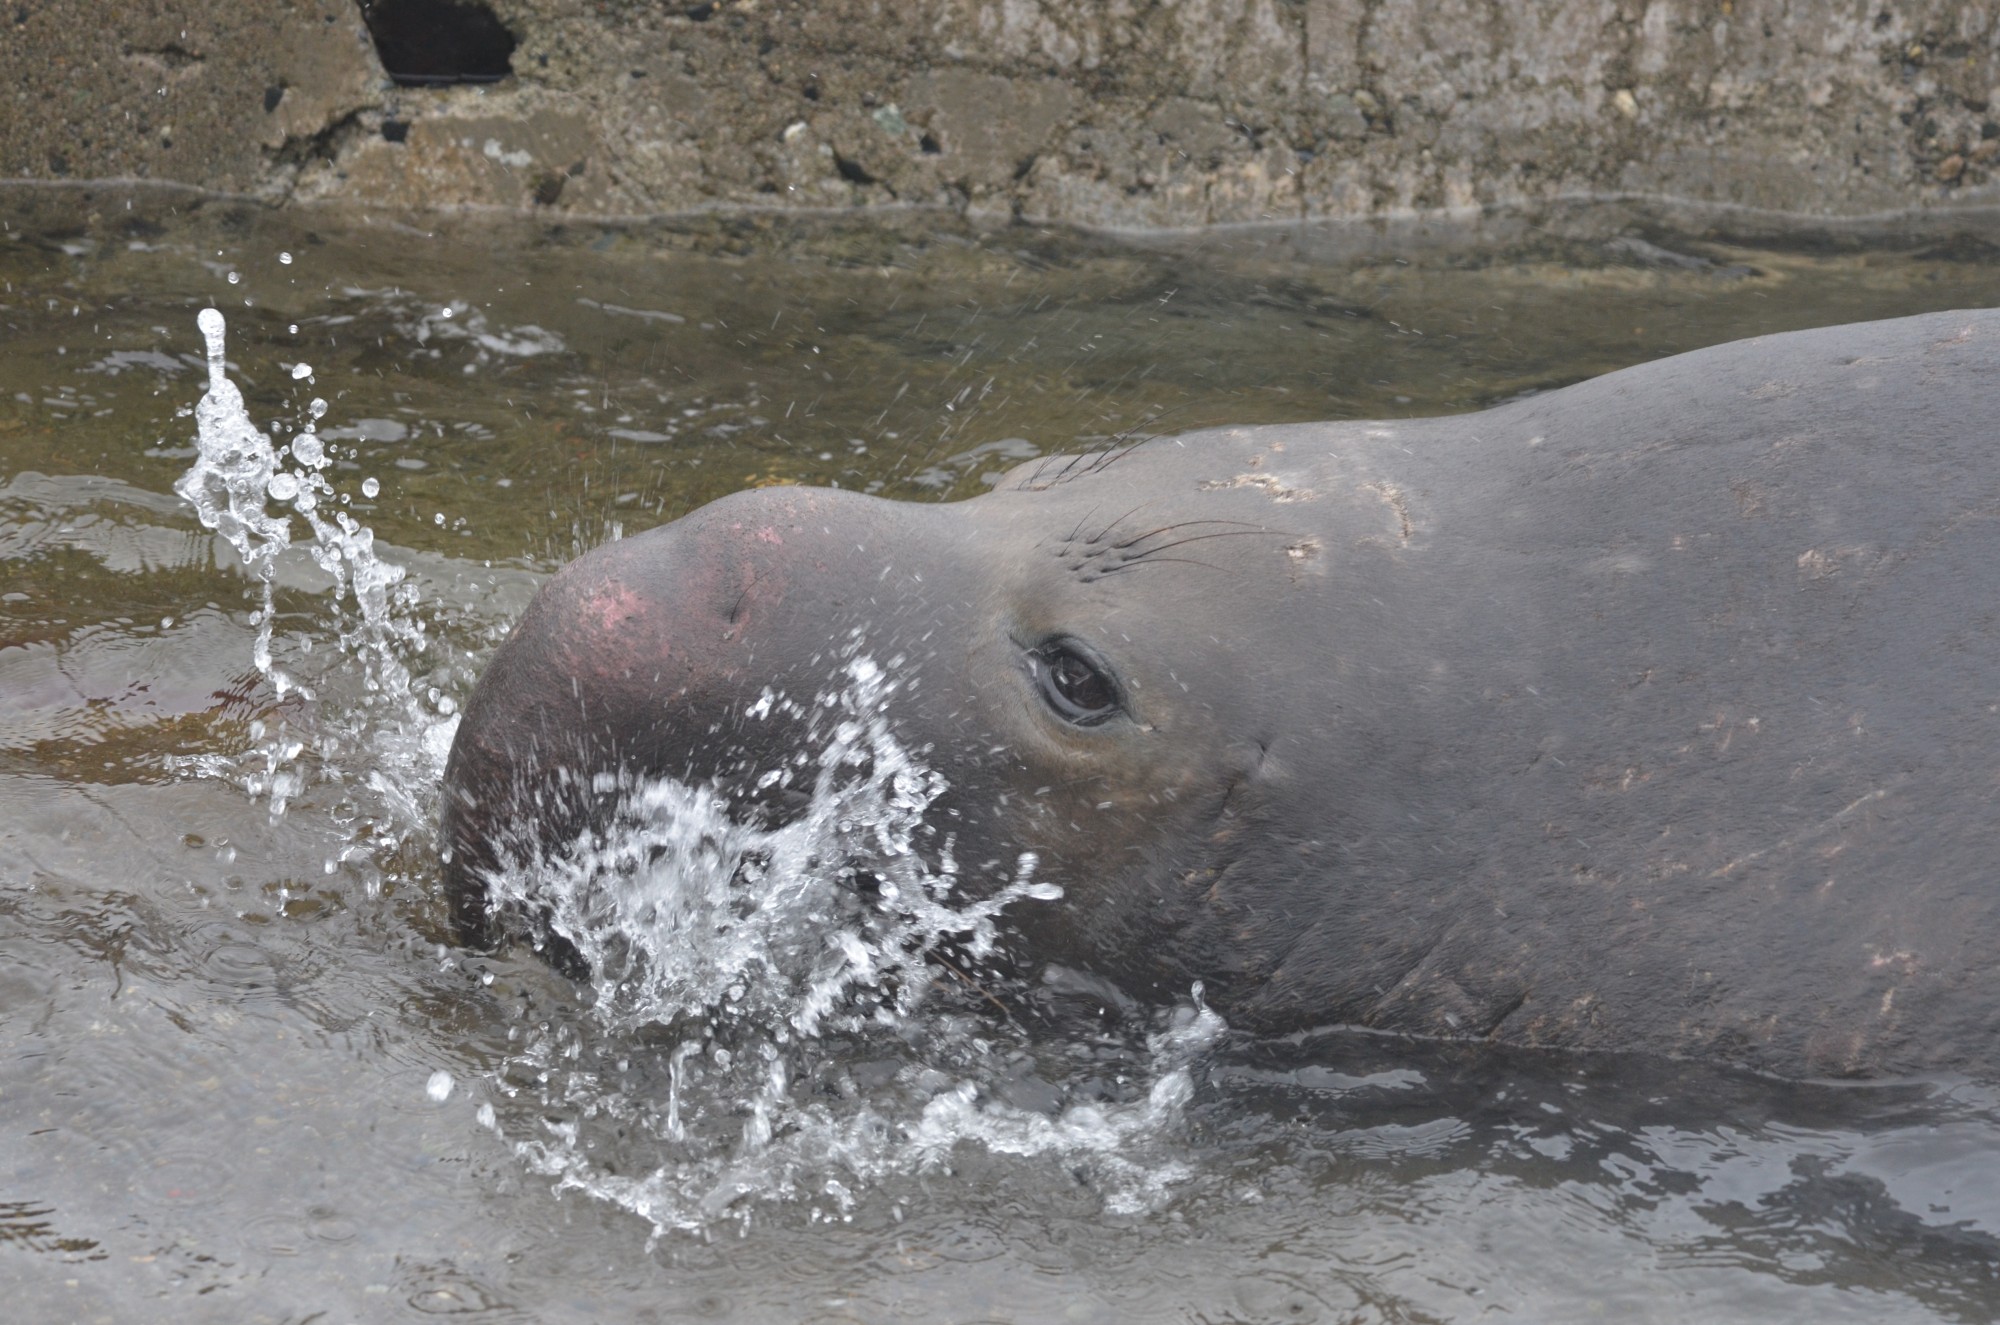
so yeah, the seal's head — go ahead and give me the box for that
[440,435,1427,1019]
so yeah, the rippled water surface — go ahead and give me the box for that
[7,199,2000,1322]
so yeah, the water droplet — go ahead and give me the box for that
[434,512,445,526]
[287,323,299,334]
[290,362,312,380]
[426,1070,454,1102]
[290,433,325,467]
[196,308,227,382]
[227,271,241,285]
[308,397,328,420]
[267,472,299,501]
[278,251,293,265]
[361,477,380,499]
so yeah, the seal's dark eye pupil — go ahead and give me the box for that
[1032,643,1119,726]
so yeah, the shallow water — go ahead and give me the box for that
[6,201,2000,1321]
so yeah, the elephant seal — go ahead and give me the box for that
[442,309,2000,1081]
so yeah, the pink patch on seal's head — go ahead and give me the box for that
[580,583,649,635]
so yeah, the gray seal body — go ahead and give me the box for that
[443,310,2000,1080]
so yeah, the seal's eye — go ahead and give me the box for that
[1028,641,1121,727]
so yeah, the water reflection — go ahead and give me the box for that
[1204,1033,2000,1321]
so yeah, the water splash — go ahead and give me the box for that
[176,307,1221,1235]
[171,307,456,831]
[174,308,295,687]
[507,983,1224,1236]
[489,651,1053,1042]
[481,644,1224,1235]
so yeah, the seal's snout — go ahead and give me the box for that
[441,502,758,944]
[439,486,883,948]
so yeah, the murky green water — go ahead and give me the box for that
[7,198,2000,1322]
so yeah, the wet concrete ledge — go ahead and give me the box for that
[6,0,2000,244]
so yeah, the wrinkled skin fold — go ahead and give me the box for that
[443,309,2000,1080]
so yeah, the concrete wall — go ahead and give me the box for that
[7,0,2000,237]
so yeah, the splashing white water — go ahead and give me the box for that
[171,307,455,831]
[175,308,1223,1236]
[508,983,1224,1236]
[174,308,295,687]
[490,650,1054,1040]
[477,639,1225,1235]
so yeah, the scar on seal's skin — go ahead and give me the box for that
[1359,481,1414,542]
[1200,473,1317,503]
[1284,537,1322,582]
